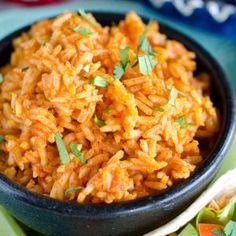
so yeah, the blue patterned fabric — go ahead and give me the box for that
[146,0,236,40]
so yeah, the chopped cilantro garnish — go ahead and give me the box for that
[103,106,109,114]
[69,143,87,163]
[175,115,193,128]
[138,22,157,56]
[0,135,5,142]
[0,74,3,84]
[54,132,70,165]
[137,55,157,75]
[77,9,100,27]
[114,46,130,80]
[83,64,90,73]
[21,67,29,72]
[91,76,109,87]
[153,106,165,112]
[168,87,178,106]
[65,186,82,196]
[94,115,105,127]
[111,21,116,27]
[71,26,92,35]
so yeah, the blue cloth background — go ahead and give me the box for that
[146,0,236,40]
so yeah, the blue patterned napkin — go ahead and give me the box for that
[146,0,236,40]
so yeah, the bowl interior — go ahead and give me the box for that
[0,12,235,217]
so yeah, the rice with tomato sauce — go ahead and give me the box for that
[0,11,218,203]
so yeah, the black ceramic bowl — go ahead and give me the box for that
[0,12,235,236]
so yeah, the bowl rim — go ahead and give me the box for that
[0,11,235,220]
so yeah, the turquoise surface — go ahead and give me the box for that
[0,1,235,234]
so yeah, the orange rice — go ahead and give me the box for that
[0,11,219,203]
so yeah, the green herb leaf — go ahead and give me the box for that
[168,87,178,106]
[21,67,29,72]
[179,223,198,236]
[0,73,4,84]
[119,46,130,69]
[69,143,87,163]
[91,76,109,87]
[114,47,130,80]
[153,106,165,112]
[83,64,90,73]
[111,21,116,27]
[65,186,82,196]
[138,22,157,56]
[114,63,124,80]
[0,135,5,142]
[77,9,100,27]
[94,115,105,127]
[175,115,193,128]
[137,55,157,75]
[54,132,70,165]
[212,228,226,236]
[103,107,109,114]
[71,26,92,35]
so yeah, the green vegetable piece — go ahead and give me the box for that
[212,228,226,236]
[54,132,70,165]
[212,203,236,236]
[138,22,157,56]
[179,223,198,236]
[77,9,100,27]
[114,47,130,80]
[103,107,109,114]
[0,73,4,84]
[83,64,90,73]
[175,115,193,128]
[94,115,105,128]
[0,135,5,143]
[153,106,165,112]
[224,221,236,236]
[0,205,26,236]
[65,186,82,196]
[217,197,236,224]
[168,87,178,106]
[71,26,92,35]
[137,55,157,75]
[69,143,87,163]
[21,67,29,72]
[91,76,109,87]
[196,207,217,226]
